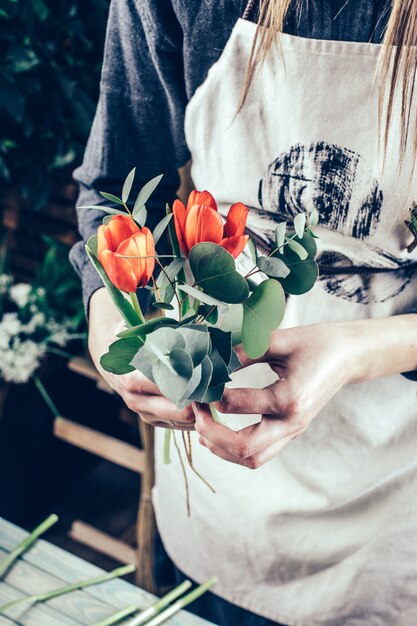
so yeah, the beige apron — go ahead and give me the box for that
[153,14,417,626]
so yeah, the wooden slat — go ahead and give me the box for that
[0,519,214,626]
[67,357,113,394]
[68,521,137,566]
[53,418,145,474]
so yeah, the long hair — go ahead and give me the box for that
[241,0,417,171]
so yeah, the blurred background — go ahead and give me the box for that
[0,0,160,591]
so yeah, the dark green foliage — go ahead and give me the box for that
[0,0,110,207]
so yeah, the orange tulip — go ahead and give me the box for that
[172,190,249,258]
[97,214,155,292]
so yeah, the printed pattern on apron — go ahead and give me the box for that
[152,6,417,625]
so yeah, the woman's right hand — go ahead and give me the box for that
[88,288,195,430]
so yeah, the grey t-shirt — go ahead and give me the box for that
[70,0,390,309]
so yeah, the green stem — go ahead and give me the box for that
[46,346,76,360]
[130,292,145,324]
[0,514,58,579]
[123,580,192,626]
[129,578,217,626]
[92,604,138,626]
[0,564,135,614]
[163,429,172,464]
[172,431,190,517]
[33,375,60,418]
[209,403,228,427]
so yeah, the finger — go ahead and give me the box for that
[195,407,298,459]
[199,429,298,468]
[139,411,195,431]
[213,377,293,416]
[126,393,195,424]
[121,370,162,395]
[234,329,294,367]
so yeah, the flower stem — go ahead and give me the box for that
[92,604,138,626]
[181,432,215,494]
[209,403,227,427]
[163,429,171,464]
[0,564,135,614]
[0,514,58,579]
[33,375,60,418]
[121,580,192,626]
[129,578,217,626]
[130,292,145,324]
[172,431,190,517]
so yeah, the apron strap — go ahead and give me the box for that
[242,0,257,20]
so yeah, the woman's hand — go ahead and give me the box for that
[88,288,195,430]
[193,321,369,468]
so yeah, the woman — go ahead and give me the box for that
[70,1,417,624]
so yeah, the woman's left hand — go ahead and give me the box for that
[193,321,368,469]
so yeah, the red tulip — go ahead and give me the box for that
[172,190,249,258]
[97,215,155,292]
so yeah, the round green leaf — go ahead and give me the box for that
[242,279,285,359]
[190,242,249,304]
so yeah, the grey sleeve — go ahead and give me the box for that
[69,0,190,313]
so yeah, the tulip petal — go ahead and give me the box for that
[223,202,248,238]
[98,214,140,253]
[185,205,223,252]
[172,199,188,255]
[219,234,249,259]
[186,190,217,212]
[99,249,138,292]
[117,228,156,288]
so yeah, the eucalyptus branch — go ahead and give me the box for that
[181,432,215,494]
[115,580,192,626]
[173,431,190,517]
[0,514,58,579]
[0,564,135,614]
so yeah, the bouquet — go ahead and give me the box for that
[0,240,85,414]
[82,169,319,507]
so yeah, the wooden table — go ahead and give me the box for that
[0,518,215,626]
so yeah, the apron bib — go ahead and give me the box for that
[153,15,417,626]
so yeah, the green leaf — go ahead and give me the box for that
[242,279,285,359]
[272,231,318,295]
[190,242,249,304]
[77,205,126,216]
[221,303,243,333]
[293,213,306,239]
[188,357,213,402]
[157,258,185,290]
[309,209,319,227]
[122,167,136,203]
[286,239,308,260]
[179,326,211,366]
[178,283,225,308]
[153,214,173,246]
[85,235,139,327]
[152,301,174,310]
[100,337,142,375]
[248,238,258,264]
[257,256,290,278]
[133,206,147,228]
[133,174,163,214]
[99,192,124,205]
[275,222,287,250]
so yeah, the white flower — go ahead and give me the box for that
[0,274,12,295]
[0,338,46,383]
[0,312,22,336]
[10,283,32,308]
[23,312,46,334]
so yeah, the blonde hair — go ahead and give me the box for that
[241,0,417,171]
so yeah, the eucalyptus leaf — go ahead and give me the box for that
[77,205,126,215]
[168,348,194,377]
[100,337,142,375]
[178,283,225,307]
[133,174,163,213]
[272,231,318,295]
[188,357,214,402]
[179,326,211,366]
[122,167,136,203]
[221,304,243,333]
[157,258,185,290]
[309,209,319,227]
[99,192,124,205]
[275,222,287,250]
[248,238,258,264]
[152,301,175,310]
[133,206,147,228]
[153,213,173,245]
[202,383,225,404]
[190,242,249,304]
[286,239,308,260]
[294,213,306,239]
[257,256,290,278]
[242,279,285,359]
